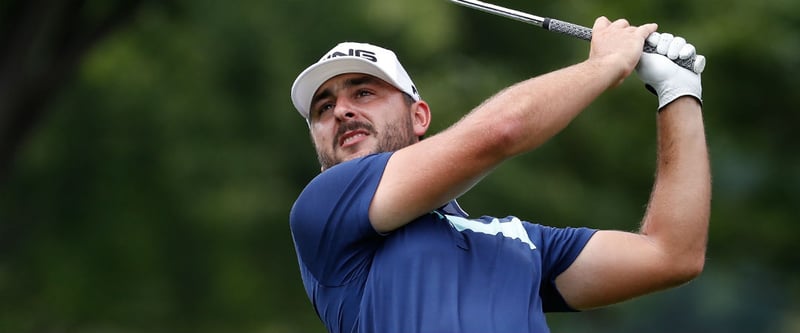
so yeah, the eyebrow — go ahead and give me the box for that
[311,75,380,110]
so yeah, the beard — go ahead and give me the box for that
[316,116,417,170]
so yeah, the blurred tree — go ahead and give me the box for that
[0,0,165,184]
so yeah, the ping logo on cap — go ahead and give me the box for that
[292,42,421,120]
[323,49,378,63]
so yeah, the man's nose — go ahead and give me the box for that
[333,98,357,120]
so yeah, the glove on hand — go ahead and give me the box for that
[636,32,704,110]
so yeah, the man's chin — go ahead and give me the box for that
[318,150,371,171]
[339,150,373,163]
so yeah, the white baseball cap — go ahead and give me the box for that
[291,42,421,120]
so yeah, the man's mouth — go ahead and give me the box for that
[339,130,370,148]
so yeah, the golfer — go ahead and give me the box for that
[289,17,710,333]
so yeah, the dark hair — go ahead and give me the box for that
[402,93,416,107]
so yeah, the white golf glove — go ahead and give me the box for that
[636,32,704,110]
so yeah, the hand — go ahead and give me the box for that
[636,32,704,110]
[589,17,658,86]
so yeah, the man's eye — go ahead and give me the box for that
[356,90,373,98]
[319,103,334,113]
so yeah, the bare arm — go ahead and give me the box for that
[368,18,658,233]
[555,97,710,309]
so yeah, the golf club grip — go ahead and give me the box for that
[543,18,592,41]
[543,18,696,72]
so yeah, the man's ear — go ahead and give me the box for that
[410,100,431,138]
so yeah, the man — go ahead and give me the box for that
[289,17,710,333]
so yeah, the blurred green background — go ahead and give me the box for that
[1,0,798,332]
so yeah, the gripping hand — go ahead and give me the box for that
[636,32,704,110]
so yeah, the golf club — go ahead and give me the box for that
[449,0,705,73]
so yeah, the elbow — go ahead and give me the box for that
[463,100,549,158]
[680,256,706,283]
[485,116,529,158]
[688,253,707,279]
[665,252,706,286]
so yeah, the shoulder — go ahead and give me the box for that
[295,153,393,205]
[290,152,394,236]
[309,153,392,191]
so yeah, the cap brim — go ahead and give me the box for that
[291,57,399,119]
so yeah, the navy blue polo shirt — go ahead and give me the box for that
[290,152,596,333]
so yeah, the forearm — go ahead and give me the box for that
[641,97,710,277]
[457,18,653,160]
[459,58,623,158]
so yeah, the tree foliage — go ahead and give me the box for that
[1,0,798,332]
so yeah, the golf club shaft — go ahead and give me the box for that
[450,0,697,72]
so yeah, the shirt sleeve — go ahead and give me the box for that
[289,153,392,287]
[533,224,597,312]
